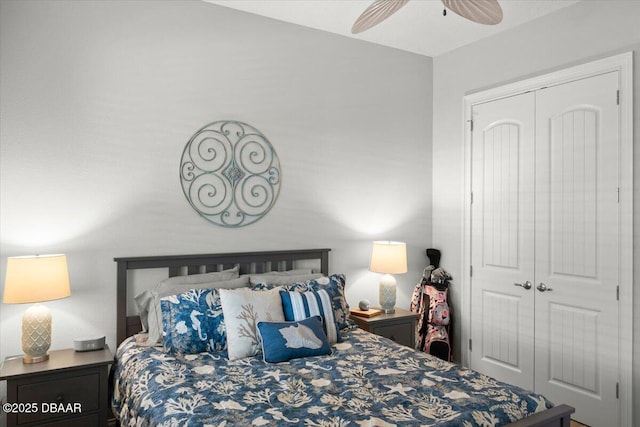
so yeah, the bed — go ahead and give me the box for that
[111,248,574,426]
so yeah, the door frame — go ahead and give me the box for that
[461,51,633,426]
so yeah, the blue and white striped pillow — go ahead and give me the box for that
[279,289,340,344]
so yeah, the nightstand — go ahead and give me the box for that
[350,307,418,348]
[0,347,113,427]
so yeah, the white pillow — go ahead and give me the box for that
[219,287,284,360]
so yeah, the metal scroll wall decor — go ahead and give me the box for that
[180,120,281,227]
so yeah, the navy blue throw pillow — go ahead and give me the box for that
[257,316,331,363]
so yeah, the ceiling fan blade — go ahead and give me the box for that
[352,0,410,34]
[441,0,503,25]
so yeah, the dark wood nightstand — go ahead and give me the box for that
[350,307,418,348]
[0,347,113,427]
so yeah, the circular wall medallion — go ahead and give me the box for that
[180,120,281,227]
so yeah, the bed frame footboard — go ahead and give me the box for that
[508,404,575,427]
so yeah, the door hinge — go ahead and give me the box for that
[616,285,619,301]
[471,192,474,204]
[470,265,473,277]
[469,339,473,352]
[617,187,620,203]
[616,382,619,399]
[616,90,620,105]
[470,119,474,131]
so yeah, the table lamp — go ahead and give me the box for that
[369,241,407,313]
[3,254,71,363]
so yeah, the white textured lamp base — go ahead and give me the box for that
[22,303,52,364]
[379,274,397,314]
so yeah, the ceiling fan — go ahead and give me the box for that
[352,0,503,34]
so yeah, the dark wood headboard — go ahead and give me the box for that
[114,248,331,346]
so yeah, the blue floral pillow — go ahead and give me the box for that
[257,316,331,363]
[160,288,226,354]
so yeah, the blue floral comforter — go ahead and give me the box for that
[112,330,553,426]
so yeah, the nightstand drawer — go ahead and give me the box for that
[16,372,100,424]
[350,308,417,349]
[372,324,412,347]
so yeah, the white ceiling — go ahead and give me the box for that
[205,0,581,57]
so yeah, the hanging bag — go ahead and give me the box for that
[410,249,452,361]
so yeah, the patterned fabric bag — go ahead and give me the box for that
[410,268,451,361]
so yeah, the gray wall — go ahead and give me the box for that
[0,0,433,362]
[432,0,640,422]
[4,0,636,422]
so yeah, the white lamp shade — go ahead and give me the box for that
[369,241,407,274]
[3,254,71,304]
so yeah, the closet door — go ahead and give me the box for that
[534,71,620,426]
[469,92,536,389]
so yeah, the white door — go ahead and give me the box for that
[470,91,536,390]
[470,72,620,426]
[534,72,620,426]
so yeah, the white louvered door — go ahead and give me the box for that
[470,72,620,426]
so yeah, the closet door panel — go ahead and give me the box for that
[550,108,598,277]
[470,92,535,390]
[534,71,619,427]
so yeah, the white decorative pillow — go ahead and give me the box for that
[219,287,284,360]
